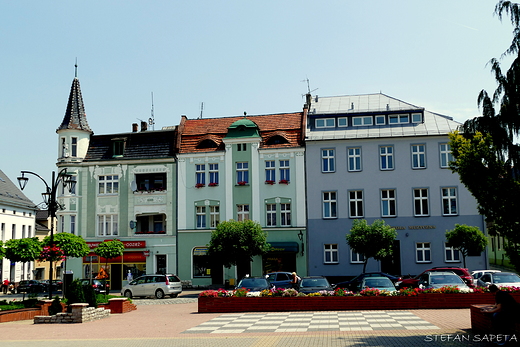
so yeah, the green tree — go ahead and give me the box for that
[94,240,125,296]
[346,219,397,273]
[43,233,90,259]
[450,1,520,271]
[207,220,270,268]
[445,224,488,268]
[5,237,42,278]
[0,240,5,260]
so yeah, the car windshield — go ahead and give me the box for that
[493,274,520,283]
[431,275,462,284]
[363,278,393,288]
[239,279,267,287]
[301,278,329,287]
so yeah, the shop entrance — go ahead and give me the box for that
[381,240,401,276]
[111,264,122,291]
[263,252,296,274]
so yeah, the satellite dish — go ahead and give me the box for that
[131,181,137,191]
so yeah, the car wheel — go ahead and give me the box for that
[124,290,133,299]
[155,289,165,299]
[170,293,178,298]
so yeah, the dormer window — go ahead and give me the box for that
[112,138,126,157]
[375,115,386,125]
[197,139,218,149]
[412,113,423,123]
[315,118,335,128]
[389,114,409,124]
[352,116,373,126]
[266,135,288,145]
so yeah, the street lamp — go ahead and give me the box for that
[17,169,76,299]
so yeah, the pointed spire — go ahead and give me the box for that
[57,74,92,134]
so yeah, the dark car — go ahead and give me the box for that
[265,272,293,288]
[236,277,273,292]
[397,267,474,289]
[81,279,109,294]
[17,280,45,293]
[297,276,333,294]
[333,272,402,291]
[40,279,63,292]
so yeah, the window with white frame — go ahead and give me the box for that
[324,244,339,264]
[266,204,277,227]
[381,189,396,217]
[98,214,118,236]
[412,113,422,123]
[22,225,26,239]
[323,191,337,219]
[348,147,362,171]
[445,243,461,262]
[236,162,249,184]
[375,115,386,125]
[349,190,364,218]
[322,149,335,173]
[315,118,335,128]
[1,223,4,242]
[442,187,458,216]
[380,146,394,170]
[136,173,166,191]
[11,224,15,239]
[210,205,220,228]
[353,116,373,126]
[389,114,409,124]
[60,215,64,233]
[71,137,77,157]
[196,164,206,185]
[196,206,206,229]
[350,250,365,263]
[279,160,290,182]
[265,161,276,182]
[416,242,431,262]
[411,144,426,169]
[70,215,76,234]
[439,143,453,168]
[98,175,119,194]
[209,163,219,185]
[237,204,250,221]
[281,203,291,226]
[338,117,348,127]
[28,225,32,238]
[413,188,429,216]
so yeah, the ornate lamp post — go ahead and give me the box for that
[17,169,76,299]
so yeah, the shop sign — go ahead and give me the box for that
[87,240,147,249]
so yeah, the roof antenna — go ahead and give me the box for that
[75,58,78,78]
[301,77,318,97]
[199,102,204,119]
[148,92,155,130]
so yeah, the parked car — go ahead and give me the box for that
[333,272,401,291]
[397,267,474,289]
[417,271,470,290]
[40,279,63,292]
[297,276,333,294]
[236,277,273,292]
[265,272,293,288]
[476,272,520,288]
[358,276,397,293]
[121,274,182,299]
[17,280,45,293]
[81,279,109,294]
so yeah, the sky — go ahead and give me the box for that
[0,0,515,204]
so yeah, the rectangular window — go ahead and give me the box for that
[237,204,250,221]
[389,114,409,124]
[22,225,26,239]
[350,250,365,263]
[442,187,458,215]
[265,161,276,182]
[71,137,77,157]
[281,203,291,226]
[323,191,337,219]
[352,116,373,126]
[349,190,364,218]
[412,113,422,123]
[11,224,15,239]
[416,242,431,263]
[210,205,220,228]
[381,189,396,217]
[375,115,386,125]
[439,143,453,168]
[209,163,219,185]
[113,140,125,156]
[324,244,339,264]
[136,173,166,191]
[413,188,429,216]
[196,164,206,185]
[322,149,335,173]
[411,144,426,169]
[196,206,206,229]
[380,146,394,170]
[98,175,119,194]
[315,118,335,128]
[70,215,76,235]
[61,137,66,157]
[445,243,461,262]
[279,160,290,182]
[236,162,249,184]
[60,215,64,233]
[338,117,348,127]
[98,215,118,236]
[237,143,247,151]
[136,214,165,234]
[1,223,4,241]
[266,204,277,227]
[348,147,362,172]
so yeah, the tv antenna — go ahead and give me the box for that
[199,102,204,119]
[301,77,318,96]
[148,92,155,130]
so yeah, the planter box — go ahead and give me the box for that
[198,293,520,313]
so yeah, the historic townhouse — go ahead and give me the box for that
[304,94,487,282]
[176,113,307,287]
[56,76,178,291]
[0,170,37,283]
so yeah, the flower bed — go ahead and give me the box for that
[198,286,520,313]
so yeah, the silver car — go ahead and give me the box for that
[121,274,182,299]
[418,271,469,290]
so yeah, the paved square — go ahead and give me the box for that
[183,311,440,334]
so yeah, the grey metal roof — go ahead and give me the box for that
[306,93,461,140]
[0,170,36,209]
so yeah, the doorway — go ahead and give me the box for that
[381,240,401,276]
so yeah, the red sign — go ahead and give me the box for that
[83,251,146,263]
[87,240,146,249]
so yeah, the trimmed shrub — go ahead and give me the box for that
[48,296,63,316]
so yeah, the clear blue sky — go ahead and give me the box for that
[0,0,514,203]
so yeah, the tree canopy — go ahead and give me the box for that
[346,219,397,272]
[4,237,42,264]
[449,1,520,271]
[43,233,90,259]
[207,219,270,268]
[94,239,125,261]
[445,224,488,268]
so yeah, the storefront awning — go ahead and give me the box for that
[269,242,299,253]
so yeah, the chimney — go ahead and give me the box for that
[132,123,138,132]
[141,121,147,132]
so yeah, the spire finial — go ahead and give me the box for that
[75,58,78,78]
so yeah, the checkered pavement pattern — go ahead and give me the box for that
[183,311,440,334]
